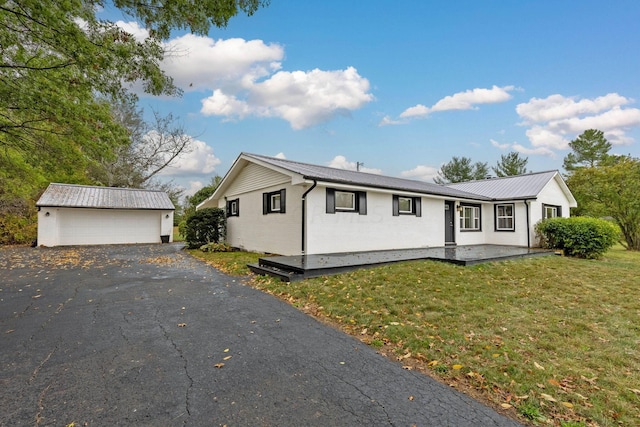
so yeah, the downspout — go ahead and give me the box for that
[525,200,531,248]
[301,180,317,254]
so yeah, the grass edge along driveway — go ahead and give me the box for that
[189,247,640,427]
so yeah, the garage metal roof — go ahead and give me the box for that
[37,183,175,210]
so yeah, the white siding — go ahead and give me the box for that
[304,186,446,254]
[226,163,290,196]
[220,164,302,255]
[529,177,572,246]
[480,202,530,247]
[37,208,172,246]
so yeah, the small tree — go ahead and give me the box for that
[434,156,490,184]
[182,208,226,249]
[493,152,528,177]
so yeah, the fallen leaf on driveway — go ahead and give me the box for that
[177,323,187,327]
[214,363,225,368]
[223,356,232,361]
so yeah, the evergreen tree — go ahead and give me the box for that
[493,152,528,177]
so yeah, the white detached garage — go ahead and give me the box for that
[37,183,175,247]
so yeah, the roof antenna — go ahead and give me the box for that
[356,161,364,172]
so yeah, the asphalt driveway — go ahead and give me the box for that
[0,244,521,426]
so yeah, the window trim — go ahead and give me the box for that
[460,203,481,232]
[326,188,367,215]
[495,203,515,232]
[335,190,356,211]
[392,195,422,217]
[270,193,281,212]
[226,198,239,217]
[542,203,561,219]
[263,189,286,215]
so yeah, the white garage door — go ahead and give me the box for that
[58,209,162,246]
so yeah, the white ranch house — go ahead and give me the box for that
[198,153,576,256]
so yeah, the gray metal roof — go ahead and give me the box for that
[37,183,175,210]
[446,171,560,200]
[243,153,490,200]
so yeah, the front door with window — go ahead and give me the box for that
[445,201,455,245]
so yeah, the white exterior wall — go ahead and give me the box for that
[529,178,572,246]
[223,184,302,255]
[304,186,447,255]
[455,202,489,246]
[478,202,530,247]
[37,208,173,247]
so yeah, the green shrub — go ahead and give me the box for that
[536,217,619,259]
[200,242,233,252]
[182,208,226,249]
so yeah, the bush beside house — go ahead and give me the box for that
[181,208,226,249]
[536,217,619,259]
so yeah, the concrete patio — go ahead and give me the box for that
[248,244,555,281]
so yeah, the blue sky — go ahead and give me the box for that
[105,1,640,196]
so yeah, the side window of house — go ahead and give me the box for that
[460,204,481,231]
[326,188,367,215]
[226,198,239,217]
[392,195,421,217]
[263,189,286,214]
[543,204,561,219]
[495,203,514,231]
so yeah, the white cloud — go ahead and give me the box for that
[327,155,382,174]
[516,93,632,124]
[377,115,406,126]
[490,139,510,150]
[512,143,556,157]
[515,93,640,152]
[158,137,221,177]
[114,21,373,129]
[399,85,515,119]
[201,67,373,129]
[115,20,150,41]
[162,35,284,92]
[399,104,430,119]
[183,181,204,198]
[400,165,440,182]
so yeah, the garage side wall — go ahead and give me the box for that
[38,207,173,246]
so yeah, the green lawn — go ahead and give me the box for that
[189,247,640,426]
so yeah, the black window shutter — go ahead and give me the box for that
[279,189,286,214]
[326,188,335,214]
[235,199,239,216]
[226,200,231,217]
[358,191,367,215]
[415,197,421,217]
[557,206,562,217]
[263,193,269,215]
[392,195,399,216]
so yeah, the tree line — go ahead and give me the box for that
[0,0,269,244]
[434,151,529,184]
